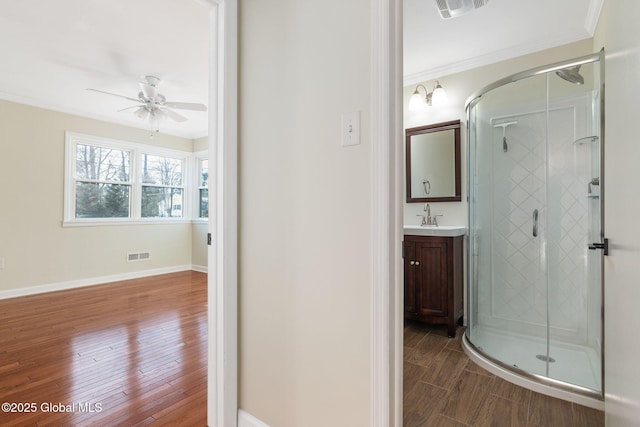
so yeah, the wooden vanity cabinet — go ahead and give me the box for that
[403,234,463,338]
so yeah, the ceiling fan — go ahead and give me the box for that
[87,76,207,132]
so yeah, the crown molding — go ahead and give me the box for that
[403,33,593,87]
[584,0,605,34]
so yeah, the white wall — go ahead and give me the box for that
[593,1,640,425]
[238,0,371,425]
[402,39,594,227]
[0,100,195,293]
[193,136,208,152]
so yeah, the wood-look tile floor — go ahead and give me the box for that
[404,320,604,427]
[0,271,207,426]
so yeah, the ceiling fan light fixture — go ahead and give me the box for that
[87,75,207,133]
[135,106,150,121]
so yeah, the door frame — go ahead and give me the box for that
[205,0,238,426]
[370,0,403,426]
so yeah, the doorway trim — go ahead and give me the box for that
[370,0,403,426]
[205,0,238,426]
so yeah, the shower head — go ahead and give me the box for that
[555,65,584,85]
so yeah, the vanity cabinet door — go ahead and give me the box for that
[403,234,463,338]
[414,240,449,317]
[403,240,418,316]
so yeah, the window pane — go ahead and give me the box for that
[199,188,208,218]
[75,182,130,218]
[75,144,130,181]
[141,187,184,217]
[141,154,182,186]
[200,159,209,187]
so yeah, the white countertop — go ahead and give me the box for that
[403,225,466,237]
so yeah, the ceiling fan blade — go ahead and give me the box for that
[160,107,188,122]
[163,101,207,111]
[117,105,141,112]
[86,88,141,103]
[139,82,158,101]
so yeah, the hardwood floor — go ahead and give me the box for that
[0,271,207,426]
[404,320,605,427]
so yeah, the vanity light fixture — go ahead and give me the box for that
[408,81,448,111]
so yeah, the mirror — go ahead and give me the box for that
[405,119,461,202]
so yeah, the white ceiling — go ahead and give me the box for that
[0,1,603,138]
[0,0,210,139]
[404,0,604,85]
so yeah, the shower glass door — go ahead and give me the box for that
[467,52,604,397]
[469,72,551,379]
[546,59,602,392]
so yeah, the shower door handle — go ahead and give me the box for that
[532,209,539,237]
[588,238,609,256]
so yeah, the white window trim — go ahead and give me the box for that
[193,150,209,223]
[64,131,202,227]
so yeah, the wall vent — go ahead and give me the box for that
[127,252,151,262]
[434,0,489,19]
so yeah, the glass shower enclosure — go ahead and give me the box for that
[465,50,605,399]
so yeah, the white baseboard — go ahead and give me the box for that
[191,264,208,273]
[0,265,200,300]
[238,409,270,427]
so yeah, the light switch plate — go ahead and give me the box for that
[341,111,360,146]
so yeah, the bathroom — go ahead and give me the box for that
[402,35,608,424]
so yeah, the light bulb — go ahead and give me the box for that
[431,82,448,106]
[409,90,424,111]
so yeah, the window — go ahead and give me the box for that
[198,158,209,218]
[64,133,198,225]
[141,154,184,218]
[74,144,132,218]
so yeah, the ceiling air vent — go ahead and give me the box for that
[434,0,489,19]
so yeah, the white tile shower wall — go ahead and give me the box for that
[547,99,593,346]
[491,110,548,329]
[477,94,597,346]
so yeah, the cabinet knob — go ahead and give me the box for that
[415,261,420,266]
[410,261,415,265]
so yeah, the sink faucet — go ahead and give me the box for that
[423,203,432,225]
[433,214,443,227]
[416,214,427,226]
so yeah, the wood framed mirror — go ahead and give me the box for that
[405,119,461,203]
